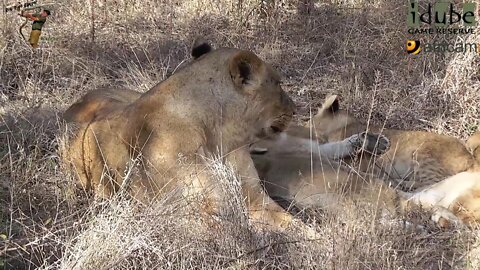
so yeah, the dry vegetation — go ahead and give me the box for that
[1,0,480,269]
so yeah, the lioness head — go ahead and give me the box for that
[192,40,295,140]
[231,52,295,138]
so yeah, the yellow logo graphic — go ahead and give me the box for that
[407,40,421,55]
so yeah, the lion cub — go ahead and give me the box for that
[308,95,476,191]
[252,131,393,211]
[252,131,480,228]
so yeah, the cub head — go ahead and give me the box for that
[228,50,295,138]
[308,95,355,139]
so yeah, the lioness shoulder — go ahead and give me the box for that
[63,88,142,123]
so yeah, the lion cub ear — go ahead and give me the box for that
[229,51,265,93]
[191,38,212,59]
[318,94,340,115]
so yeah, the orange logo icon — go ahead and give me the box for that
[407,40,421,54]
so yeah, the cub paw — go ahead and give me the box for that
[363,133,390,155]
[347,132,390,155]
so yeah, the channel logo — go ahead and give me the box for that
[407,40,421,54]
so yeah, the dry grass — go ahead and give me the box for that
[1,0,480,269]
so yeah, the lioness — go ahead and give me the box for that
[64,41,300,229]
[308,95,476,191]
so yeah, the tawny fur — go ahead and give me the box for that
[63,88,142,123]
[63,42,297,229]
[407,131,480,227]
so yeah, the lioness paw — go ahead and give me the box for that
[290,218,319,239]
[431,206,465,229]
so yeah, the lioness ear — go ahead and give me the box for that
[229,51,264,92]
[191,38,212,59]
[321,95,340,114]
[466,131,480,153]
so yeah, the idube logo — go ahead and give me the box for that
[407,1,476,31]
[406,40,421,54]
[406,1,478,54]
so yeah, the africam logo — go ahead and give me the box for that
[406,40,421,54]
[406,39,480,54]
